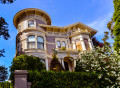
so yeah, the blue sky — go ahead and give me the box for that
[0,0,114,76]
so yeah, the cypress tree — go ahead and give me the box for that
[113,0,120,53]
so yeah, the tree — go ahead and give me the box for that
[0,66,8,81]
[92,37,104,48]
[107,19,114,38]
[75,32,120,87]
[0,0,16,57]
[50,49,64,71]
[113,0,120,52]
[0,0,15,4]
[10,55,45,84]
[0,0,15,82]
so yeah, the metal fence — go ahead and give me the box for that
[0,82,13,88]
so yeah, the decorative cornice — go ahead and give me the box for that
[39,22,97,36]
[13,8,51,29]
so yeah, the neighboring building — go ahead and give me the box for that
[13,8,97,71]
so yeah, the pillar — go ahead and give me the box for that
[14,70,28,88]
[45,58,49,71]
[88,38,93,50]
[80,37,86,50]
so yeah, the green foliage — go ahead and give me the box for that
[10,55,45,84]
[0,81,13,88]
[28,70,100,88]
[0,0,15,4]
[0,49,5,57]
[61,47,66,50]
[76,32,120,87]
[50,59,64,71]
[0,17,10,40]
[50,50,64,71]
[75,34,120,87]
[0,66,8,81]
[0,17,10,57]
[113,0,120,52]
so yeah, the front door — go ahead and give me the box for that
[64,61,69,71]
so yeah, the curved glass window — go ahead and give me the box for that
[83,38,90,50]
[28,36,35,49]
[37,36,44,49]
[57,41,61,48]
[62,41,66,47]
[28,20,34,27]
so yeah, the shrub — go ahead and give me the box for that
[75,47,120,87]
[61,47,66,50]
[28,70,100,88]
[10,55,45,84]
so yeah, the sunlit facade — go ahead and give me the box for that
[13,8,97,71]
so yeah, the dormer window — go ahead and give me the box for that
[28,20,34,28]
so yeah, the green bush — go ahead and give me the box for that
[28,70,100,88]
[0,81,13,88]
[10,55,45,84]
[61,47,66,50]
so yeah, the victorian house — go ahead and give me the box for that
[13,8,97,71]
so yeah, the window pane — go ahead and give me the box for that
[28,42,35,49]
[28,36,35,42]
[37,43,44,49]
[57,41,61,48]
[37,36,44,43]
[83,38,90,50]
[28,36,35,49]
[62,41,66,47]
[17,40,20,52]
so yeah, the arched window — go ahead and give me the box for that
[83,38,90,50]
[37,36,44,49]
[57,41,61,48]
[28,36,35,49]
[28,20,34,28]
[62,41,66,47]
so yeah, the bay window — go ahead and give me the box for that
[37,36,44,49]
[28,36,35,49]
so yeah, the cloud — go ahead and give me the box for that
[88,12,113,37]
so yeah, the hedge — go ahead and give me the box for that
[28,70,100,88]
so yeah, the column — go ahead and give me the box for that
[62,59,65,69]
[14,70,28,88]
[25,39,27,49]
[35,36,37,49]
[72,40,76,50]
[45,58,49,71]
[88,38,93,50]
[80,37,86,50]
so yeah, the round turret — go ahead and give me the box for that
[13,8,51,29]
